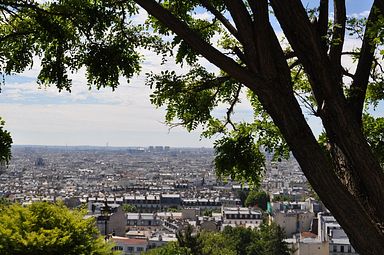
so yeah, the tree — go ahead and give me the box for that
[253,223,290,255]
[271,194,292,203]
[145,225,290,255]
[176,225,203,255]
[236,189,249,207]
[0,201,117,255]
[199,231,236,255]
[122,203,137,213]
[244,190,269,210]
[213,224,290,255]
[1,1,384,253]
[0,117,12,165]
[144,242,191,255]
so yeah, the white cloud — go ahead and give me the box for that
[349,10,370,18]
[0,41,222,147]
[192,11,214,21]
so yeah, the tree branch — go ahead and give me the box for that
[233,46,246,64]
[342,69,354,79]
[224,85,242,131]
[317,0,329,50]
[329,0,346,82]
[270,0,345,108]
[248,0,293,86]
[348,0,382,122]
[223,0,260,71]
[134,0,264,92]
[0,31,34,44]
[284,51,296,59]
[192,76,230,92]
[198,0,240,41]
[289,60,300,69]
[294,90,317,115]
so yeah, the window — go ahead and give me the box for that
[333,245,338,252]
[137,247,144,252]
[112,246,123,251]
[127,247,134,252]
[340,246,344,252]
[348,246,352,253]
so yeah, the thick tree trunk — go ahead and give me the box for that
[263,89,384,255]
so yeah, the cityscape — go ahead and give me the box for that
[0,1,380,254]
[0,145,357,255]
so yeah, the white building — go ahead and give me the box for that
[222,207,262,229]
[318,213,358,255]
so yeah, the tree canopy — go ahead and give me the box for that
[244,190,269,210]
[1,0,384,254]
[0,117,12,165]
[144,224,290,255]
[0,201,117,255]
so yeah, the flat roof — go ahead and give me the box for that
[112,237,148,246]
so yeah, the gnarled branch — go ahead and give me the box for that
[348,0,382,122]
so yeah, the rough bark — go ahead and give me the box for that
[349,1,380,122]
[133,0,384,253]
[270,0,384,223]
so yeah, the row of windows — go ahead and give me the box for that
[182,202,221,206]
[127,220,160,226]
[125,200,161,204]
[332,245,353,253]
[226,220,260,224]
[225,214,260,219]
[113,246,145,252]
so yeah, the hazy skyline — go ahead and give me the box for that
[0,2,373,147]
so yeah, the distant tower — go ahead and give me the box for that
[35,157,45,167]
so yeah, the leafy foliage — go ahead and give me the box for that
[363,114,384,165]
[214,124,265,187]
[199,231,236,255]
[122,203,137,213]
[144,242,191,255]
[244,190,270,211]
[176,225,203,255]
[144,224,290,255]
[219,224,290,255]
[0,117,12,165]
[0,0,168,91]
[0,201,116,255]
[272,194,293,202]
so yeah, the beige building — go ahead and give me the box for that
[289,232,329,255]
[273,211,314,237]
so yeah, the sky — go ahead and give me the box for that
[0,1,374,148]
